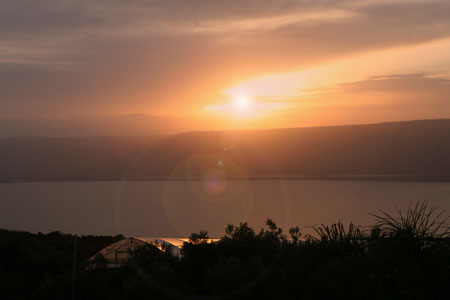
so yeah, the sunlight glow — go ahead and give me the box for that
[233,94,252,114]
[223,37,450,106]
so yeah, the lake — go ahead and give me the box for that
[1,179,449,237]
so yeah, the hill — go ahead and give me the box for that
[2,119,450,182]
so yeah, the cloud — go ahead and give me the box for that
[264,73,450,128]
[298,73,450,122]
[1,1,450,134]
[2,0,450,67]
[339,73,450,97]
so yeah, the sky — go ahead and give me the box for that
[1,0,450,136]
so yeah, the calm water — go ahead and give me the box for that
[1,180,449,237]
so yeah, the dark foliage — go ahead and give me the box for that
[0,229,123,300]
[1,201,449,299]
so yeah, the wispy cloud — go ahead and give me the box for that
[2,1,450,134]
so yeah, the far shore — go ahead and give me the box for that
[2,174,450,184]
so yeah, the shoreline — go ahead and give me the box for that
[2,175,450,184]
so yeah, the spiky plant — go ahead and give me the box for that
[370,200,450,240]
[312,221,364,243]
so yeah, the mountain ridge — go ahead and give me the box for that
[2,119,450,182]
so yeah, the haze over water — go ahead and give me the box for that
[1,180,449,237]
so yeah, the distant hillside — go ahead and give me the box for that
[2,119,450,182]
[0,136,163,181]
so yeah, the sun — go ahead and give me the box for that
[232,94,252,114]
[204,93,264,119]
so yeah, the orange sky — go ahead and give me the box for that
[1,0,450,136]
